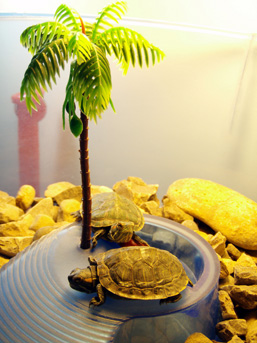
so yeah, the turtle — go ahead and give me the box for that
[68,246,193,306]
[75,192,148,247]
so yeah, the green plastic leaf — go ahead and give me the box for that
[92,1,127,41]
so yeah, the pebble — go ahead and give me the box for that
[16,185,36,211]
[216,319,247,341]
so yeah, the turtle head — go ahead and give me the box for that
[68,267,97,293]
[108,222,134,243]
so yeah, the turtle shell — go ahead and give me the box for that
[91,192,144,231]
[95,246,190,300]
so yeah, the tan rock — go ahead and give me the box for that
[230,285,257,309]
[0,236,33,257]
[235,253,256,268]
[208,232,227,256]
[216,319,247,341]
[162,197,194,223]
[53,185,82,205]
[219,284,235,294]
[228,335,245,343]
[26,197,55,219]
[57,199,81,222]
[219,290,237,320]
[181,220,199,231]
[29,214,56,232]
[0,203,24,223]
[0,254,10,268]
[184,332,213,342]
[227,244,242,261]
[44,181,75,198]
[0,191,16,206]
[16,185,36,211]
[91,185,113,196]
[196,230,212,241]
[52,205,59,222]
[166,178,257,250]
[234,265,257,285]
[222,258,236,275]
[0,195,16,206]
[33,226,57,241]
[244,250,257,264]
[0,191,9,197]
[140,201,162,216]
[33,222,70,241]
[219,275,235,288]
[246,319,257,343]
[113,176,159,206]
[0,214,34,237]
[218,255,230,279]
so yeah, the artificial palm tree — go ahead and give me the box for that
[20,1,165,249]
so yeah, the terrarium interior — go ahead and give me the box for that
[1,1,257,343]
[0,0,257,201]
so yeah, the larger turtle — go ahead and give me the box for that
[68,246,193,306]
[77,192,148,247]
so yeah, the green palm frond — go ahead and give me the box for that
[97,27,165,73]
[67,31,92,64]
[20,21,70,54]
[63,46,112,136]
[20,39,69,113]
[92,1,127,41]
[54,4,81,32]
[74,45,112,120]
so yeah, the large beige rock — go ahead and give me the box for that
[0,214,34,237]
[16,185,36,211]
[0,236,33,257]
[0,203,24,223]
[166,178,257,250]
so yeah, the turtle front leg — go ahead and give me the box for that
[91,229,106,248]
[132,233,149,246]
[89,283,105,307]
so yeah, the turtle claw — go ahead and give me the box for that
[89,297,102,307]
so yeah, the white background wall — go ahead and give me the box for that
[0,1,257,201]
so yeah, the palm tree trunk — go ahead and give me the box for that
[79,111,91,249]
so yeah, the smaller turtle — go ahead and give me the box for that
[76,192,148,247]
[68,246,193,306]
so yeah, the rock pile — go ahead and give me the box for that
[1,176,257,343]
[0,182,112,267]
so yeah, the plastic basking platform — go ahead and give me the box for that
[0,214,220,343]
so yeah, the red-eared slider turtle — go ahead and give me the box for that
[76,192,148,247]
[68,246,193,306]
